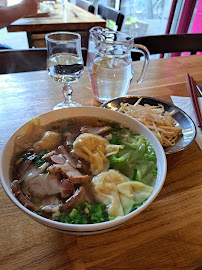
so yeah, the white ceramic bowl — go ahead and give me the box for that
[0,107,167,235]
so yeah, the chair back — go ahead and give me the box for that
[0,48,87,74]
[76,0,95,13]
[0,48,47,74]
[132,34,202,60]
[97,4,124,31]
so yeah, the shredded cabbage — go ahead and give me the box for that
[107,127,157,186]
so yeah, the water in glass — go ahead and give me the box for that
[48,53,83,83]
[45,32,84,109]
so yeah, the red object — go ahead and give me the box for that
[186,73,202,128]
[176,0,197,34]
[165,0,178,34]
[171,0,197,57]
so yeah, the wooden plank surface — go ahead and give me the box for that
[7,2,106,33]
[0,55,202,270]
[7,2,105,49]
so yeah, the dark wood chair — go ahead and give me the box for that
[97,4,124,31]
[0,47,87,74]
[76,0,95,13]
[132,33,202,60]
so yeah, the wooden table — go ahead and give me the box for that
[7,2,106,49]
[0,55,202,270]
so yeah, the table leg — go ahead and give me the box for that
[27,32,34,48]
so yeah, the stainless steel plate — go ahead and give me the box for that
[101,95,196,154]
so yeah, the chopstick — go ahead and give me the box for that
[186,73,202,128]
[196,85,202,96]
[69,9,78,17]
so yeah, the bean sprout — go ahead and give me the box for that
[119,99,182,147]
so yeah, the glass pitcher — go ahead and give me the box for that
[88,27,150,103]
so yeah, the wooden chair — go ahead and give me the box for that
[27,31,89,51]
[75,0,95,13]
[97,4,124,31]
[0,47,87,74]
[132,33,202,60]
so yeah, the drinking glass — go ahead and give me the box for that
[61,0,67,15]
[45,32,84,109]
[55,0,66,15]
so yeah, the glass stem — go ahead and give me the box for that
[62,83,72,105]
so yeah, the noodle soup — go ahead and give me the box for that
[11,116,157,224]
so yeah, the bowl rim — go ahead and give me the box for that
[0,106,167,232]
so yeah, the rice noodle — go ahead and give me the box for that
[119,99,182,147]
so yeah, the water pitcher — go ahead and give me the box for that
[88,27,150,103]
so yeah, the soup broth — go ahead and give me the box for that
[11,117,157,224]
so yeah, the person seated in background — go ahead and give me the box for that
[0,0,40,49]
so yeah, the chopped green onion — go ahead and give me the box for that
[109,135,121,145]
[151,168,158,176]
[57,203,110,224]
[34,150,48,168]
[131,201,145,212]
[44,172,49,179]
[69,208,78,219]
[132,169,137,181]
[35,210,44,216]
[61,127,70,132]
[51,126,60,130]
[19,180,25,186]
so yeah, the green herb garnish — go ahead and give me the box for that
[151,168,158,176]
[51,125,60,130]
[132,169,137,181]
[109,135,121,145]
[22,153,36,162]
[44,172,49,179]
[35,210,44,216]
[58,203,110,224]
[34,150,48,168]
[131,200,145,212]
[61,127,70,132]
[19,180,25,186]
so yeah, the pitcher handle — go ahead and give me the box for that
[131,44,150,84]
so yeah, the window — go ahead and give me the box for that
[102,0,173,36]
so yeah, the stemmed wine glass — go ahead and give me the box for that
[45,32,84,109]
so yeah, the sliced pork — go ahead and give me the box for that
[11,117,115,222]
[80,125,112,135]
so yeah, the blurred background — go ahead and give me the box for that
[0,0,201,51]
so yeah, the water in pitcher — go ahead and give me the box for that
[88,27,150,103]
[89,56,134,103]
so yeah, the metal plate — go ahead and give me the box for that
[101,95,196,154]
